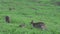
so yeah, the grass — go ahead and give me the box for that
[0,0,60,34]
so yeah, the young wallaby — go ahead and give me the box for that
[5,16,10,23]
[31,20,46,30]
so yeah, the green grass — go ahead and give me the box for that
[0,0,60,34]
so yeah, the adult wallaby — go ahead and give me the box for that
[31,20,46,30]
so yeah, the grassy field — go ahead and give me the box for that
[0,0,60,34]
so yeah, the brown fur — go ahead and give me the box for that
[31,20,46,30]
[5,16,10,23]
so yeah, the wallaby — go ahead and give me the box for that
[5,16,10,23]
[31,20,46,30]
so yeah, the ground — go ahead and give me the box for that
[0,0,60,34]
